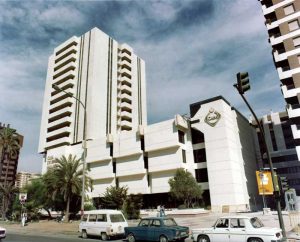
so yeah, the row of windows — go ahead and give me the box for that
[276,166,300,175]
[195,168,208,183]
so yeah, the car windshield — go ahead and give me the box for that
[250,217,264,228]
[163,218,177,226]
[110,214,125,223]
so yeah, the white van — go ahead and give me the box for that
[79,209,128,240]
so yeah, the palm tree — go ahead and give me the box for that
[0,181,18,219]
[45,154,91,222]
[0,127,21,181]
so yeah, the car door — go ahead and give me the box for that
[95,214,107,236]
[229,218,246,242]
[212,218,230,242]
[135,219,151,241]
[150,219,163,241]
[87,214,97,235]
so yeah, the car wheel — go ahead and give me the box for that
[101,232,108,241]
[197,235,210,242]
[159,235,168,242]
[248,238,263,242]
[128,233,136,242]
[81,230,88,239]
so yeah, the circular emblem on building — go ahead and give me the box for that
[204,108,221,127]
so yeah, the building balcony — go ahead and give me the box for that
[118,67,131,77]
[286,103,300,119]
[118,93,132,103]
[49,100,73,115]
[119,52,131,63]
[291,124,300,140]
[119,102,132,112]
[50,88,75,105]
[282,85,300,99]
[54,53,77,72]
[45,136,70,150]
[52,71,76,86]
[262,0,293,15]
[54,37,79,58]
[118,60,131,70]
[118,76,131,86]
[270,28,300,46]
[53,62,76,79]
[46,126,72,139]
[48,106,72,123]
[47,116,72,132]
[278,67,300,80]
[119,84,132,95]
[120,120,132,129]
[118,110,132,119]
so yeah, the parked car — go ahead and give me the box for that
[0,226,6,240]
[78,209,128,240]
[125,217,189,242]
[191,215,282,242]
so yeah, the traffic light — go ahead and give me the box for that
[236,72,250,94]
[278,176,289,194]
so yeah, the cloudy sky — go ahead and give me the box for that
[0,0,285,173]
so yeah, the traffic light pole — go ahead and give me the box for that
[233,84,287,240]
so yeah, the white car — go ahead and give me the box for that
[79,209,128,240]
[191,215,283,242]
[0,226,6,239]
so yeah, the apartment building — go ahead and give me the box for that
[0,123,23,185]
[258,0,300,160]
[15,171,41,189]
[39,27,147,173]
[253,111,300,194]
[39,28,260,212]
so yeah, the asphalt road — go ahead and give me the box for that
[5,233,124,242]
[5,233,193,242]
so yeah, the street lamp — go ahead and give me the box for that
[52,84,87,218]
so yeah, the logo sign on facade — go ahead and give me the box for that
[256,171,274,195]
[204,108,221,127]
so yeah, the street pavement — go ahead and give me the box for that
[2,211,299,241]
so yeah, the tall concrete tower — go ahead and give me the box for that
[39,27,147,171]
[258,0,300,159]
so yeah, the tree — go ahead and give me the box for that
[0,127,21,182]
[168,168,203,208]
[0,127,20,160]
[101,186,128,210]
[44,154,91,222]
[122,194,143,219]
[0,181,18,219]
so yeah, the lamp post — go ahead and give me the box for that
[52,84,87,219]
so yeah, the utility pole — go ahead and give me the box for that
[234,72,287,241]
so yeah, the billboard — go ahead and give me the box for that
[256,171,274,195]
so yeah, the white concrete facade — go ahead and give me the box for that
[190,97,259,212]
[39,28,259,211]
[39,27,147,159]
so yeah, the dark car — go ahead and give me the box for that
[125,217,189,242]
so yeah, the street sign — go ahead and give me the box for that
[256,171,274,195]
[19,193,27,205]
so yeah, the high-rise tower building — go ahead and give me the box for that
[258,0,300,159]
[39,27,147,171]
